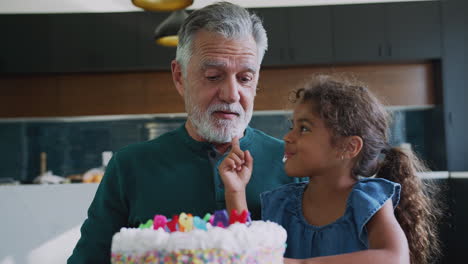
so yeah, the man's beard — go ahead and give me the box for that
[185,96,252,143]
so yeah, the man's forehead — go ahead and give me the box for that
[200,59,258,72]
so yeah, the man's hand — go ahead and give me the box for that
[218,136,253,194]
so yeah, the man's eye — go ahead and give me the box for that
[206,76,220,81]
[239,76,252,83]
[238,73,254,83]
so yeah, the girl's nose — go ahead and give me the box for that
[283,130,293,143]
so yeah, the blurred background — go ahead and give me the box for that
[0,0,467,263]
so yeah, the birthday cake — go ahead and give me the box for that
[111,210,287,263]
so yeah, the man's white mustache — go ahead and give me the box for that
[208,104,244,116]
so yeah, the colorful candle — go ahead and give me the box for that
[167,215,179,232]
[138,219,153,229]
[193,216,207,230]
[178,213,193,232]
[212,210,229,228]
[229,209,249,224]
[153,215,167,230]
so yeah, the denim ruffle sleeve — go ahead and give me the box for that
[349,178,401,246]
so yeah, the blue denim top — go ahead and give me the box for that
[261,178,401,259]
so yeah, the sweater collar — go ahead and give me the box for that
[175,123,254,156]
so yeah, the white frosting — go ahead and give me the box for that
[111,221,287,254]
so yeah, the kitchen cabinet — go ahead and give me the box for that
[93,12,139,71]
[288,6,333,65]
[1,2,443,73]
[441,4,468,263]
[447,175,468,262]
[332,1,441,63]
[333,4,386,63]
[136,11,177,71]
[252,6,333,66]
[386,1,441,60]
[0,14,53,73]
[251,7,287,66]
[49,13,97,72]
[50,12,138,73]
[441,0,468,172]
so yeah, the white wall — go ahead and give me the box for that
[0,184,99,264]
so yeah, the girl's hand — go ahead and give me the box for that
[218,136,253,194]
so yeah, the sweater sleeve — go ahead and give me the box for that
[67,152,129,264]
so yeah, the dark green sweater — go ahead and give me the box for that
[68,125,294,263]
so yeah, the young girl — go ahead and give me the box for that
[219,76,442,264]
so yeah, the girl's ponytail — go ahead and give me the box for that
[377,146,442,264]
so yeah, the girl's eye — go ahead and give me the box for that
[300,126,310,133]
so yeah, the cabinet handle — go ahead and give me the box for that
[280,48,285,61]
[387,45,392,57]
[378,45,382,57]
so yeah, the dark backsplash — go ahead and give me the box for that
[0,107,446,182]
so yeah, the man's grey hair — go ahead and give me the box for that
[176,1,268,75]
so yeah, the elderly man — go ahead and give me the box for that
[68,2,295,263]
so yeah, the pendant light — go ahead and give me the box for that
[132,0,193,12]
[154,9,189,47]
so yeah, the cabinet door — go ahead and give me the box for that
[251,7,289,67]
[93,12,138,71]
[0,14,53,73]
[288,6,333,65]
[50,14,97,72]
[448,178,468,262]
[136,12,177,71]
[386,1,442,60]
[332,4,386,63]
[441,0,468,172]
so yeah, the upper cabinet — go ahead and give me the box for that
[332,1,442,63]
[49,13,98,73]
[136,12,177,71]
[385,1,442,61]
[252,6,333,66]
[0,1,442,73]
[333,4,386,62]
[49,13,139,73]
[0,14,54,73]
[288,6,334,65]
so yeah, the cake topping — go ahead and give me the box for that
[138,209,250,233]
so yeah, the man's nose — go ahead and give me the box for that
[219,76,240,103]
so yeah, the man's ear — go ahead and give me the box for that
[171,60,185,97]
[344,136,363,159]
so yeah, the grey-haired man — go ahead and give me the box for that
[68,2,294,263]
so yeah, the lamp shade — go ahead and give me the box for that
[132,0,193,12]
[154,9,188,47]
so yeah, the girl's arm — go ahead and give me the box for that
[218,137,253,214]
[285,199,409,264]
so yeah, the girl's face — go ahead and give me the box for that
[283,102,342,178]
